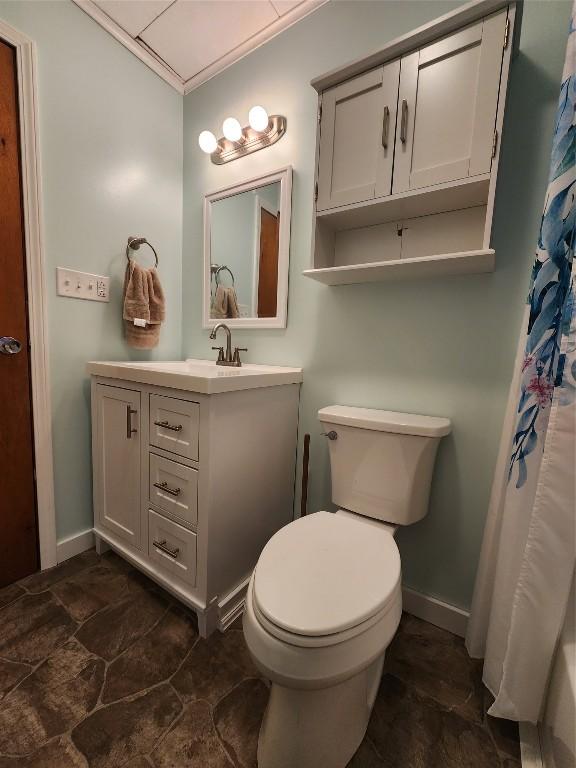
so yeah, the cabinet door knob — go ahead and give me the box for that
[400,99,409,144]
[126,406,138,439]
[381,106,390,149]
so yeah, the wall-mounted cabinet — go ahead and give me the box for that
[317,62,400,209]
[305,0,520,285]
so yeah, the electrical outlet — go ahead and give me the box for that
[56,268,110,302]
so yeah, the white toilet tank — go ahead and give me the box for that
[318,406,451,526]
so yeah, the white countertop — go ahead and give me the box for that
[86,358,303,394]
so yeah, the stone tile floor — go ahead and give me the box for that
[0,550,521,767]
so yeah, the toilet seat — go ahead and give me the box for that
[252,581,401,648]
[253,511,401,646]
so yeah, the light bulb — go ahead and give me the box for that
[198,130,218,154]
[222,117,243,142]
[248,105,269,132]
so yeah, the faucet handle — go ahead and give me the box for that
[212,346,225,363]
[233,347,247,366]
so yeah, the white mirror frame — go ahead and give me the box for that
[203,166,292,329]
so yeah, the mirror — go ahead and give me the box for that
[203,167,292,329]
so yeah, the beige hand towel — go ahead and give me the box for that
[226,286,240,319]
[123,260,166,349]
[210,285,240,319]
[211,285,228,319]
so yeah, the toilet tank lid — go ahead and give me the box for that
[318,406,451,437]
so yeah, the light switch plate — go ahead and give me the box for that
[56,267,110,302]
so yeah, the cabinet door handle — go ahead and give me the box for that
[152,538,180,559]
[153,480,182,497]
[381,106,390,149]
[154,420,183,432]
[126,407,138,439]
[400,99,408,144]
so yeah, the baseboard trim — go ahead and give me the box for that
[520,722,543,768]
[56,528,95,563]
[402,586,469,638]
[218,576,250,632]
[54,532,470,639]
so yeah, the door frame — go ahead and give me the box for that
[0,20,57,570]
[251,195,279,317]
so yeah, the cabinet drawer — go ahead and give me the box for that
[150,394,199,461]
[149,453,198,528]
[148,509,197,586]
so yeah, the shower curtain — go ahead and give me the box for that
[466,5,575,723]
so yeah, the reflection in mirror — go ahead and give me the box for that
[210,182,280,320]
[203,167,292,330]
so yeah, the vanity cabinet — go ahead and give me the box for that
[307,0,519,285]
[89,361,302,637]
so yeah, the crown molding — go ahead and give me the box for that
[72,0,186,93]
[72,0,329,96]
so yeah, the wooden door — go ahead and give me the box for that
[0,39,39,587]
[94,384,141,548]
[317,60,400,210]
[257,208,279,318]
[393,9,507,194]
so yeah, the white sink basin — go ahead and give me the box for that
[86,358,303,394]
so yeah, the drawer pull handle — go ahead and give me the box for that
[153,538,180,559]
[154,420,183,432]
[154,481,182,497]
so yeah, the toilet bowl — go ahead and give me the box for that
[243,511,402,768]
[244,405,451,768]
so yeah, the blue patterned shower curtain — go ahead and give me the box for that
[466,5,575,723]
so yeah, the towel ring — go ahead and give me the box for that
[215,265,235,287]
[126,236,159,268]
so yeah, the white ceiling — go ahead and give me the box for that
[78,0,326,92]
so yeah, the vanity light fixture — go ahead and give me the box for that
[198,105,286,166]
[222,117,243,142]
[248,105,270,132]
[198,130,218,154]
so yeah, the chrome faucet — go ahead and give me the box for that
[209,323,247,367]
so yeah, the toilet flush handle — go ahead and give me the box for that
[322,430,338,441]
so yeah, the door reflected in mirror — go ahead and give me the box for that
[203,167,292,329]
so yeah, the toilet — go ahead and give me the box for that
[243,405,451,768]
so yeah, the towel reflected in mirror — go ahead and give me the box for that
[211,285,240,319]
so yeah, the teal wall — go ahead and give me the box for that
[212,192,258,310]
[211,182,281,312]
[182,0,572,609]
[0,1,183,540]
[0,0,570,607]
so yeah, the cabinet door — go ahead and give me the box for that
[317,61,400,210]
[393,9,507,194]
[95,384,141,548]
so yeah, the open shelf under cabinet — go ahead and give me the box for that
[303,248,495,286]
